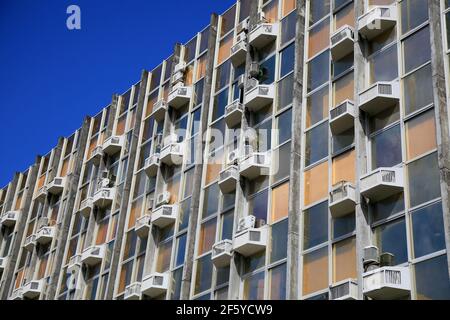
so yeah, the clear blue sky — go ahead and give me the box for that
[0,0,235,187]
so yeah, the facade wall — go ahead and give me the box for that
[0,0,450,300]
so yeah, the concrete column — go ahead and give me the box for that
[0,160,39,299]
[228,0,259,301]
[180,13,218,300]
[354,1,371,299]
[428,0,450,277]
[286,0,306,301]
[105,70,149,299]
[46,117,91,300]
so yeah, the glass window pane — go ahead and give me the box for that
[271,182,290,223]
[332,149,355,185]
[304,161,329,206]
[415,255,450,300]
[412,202,446,258]
[403,26,430,73]
[243,271,265,300]
[375,218,408,265]
[305,122,328,166]
[270,263,287,300]
[404,64,433,116]
[406,109,436,160]
[306,85,329,128]
[408,152,440,208]
[271,219,288,263]
[303,247,329,296]
[333,237,357,283]
[304,201,328,250]
[371,124,402,170]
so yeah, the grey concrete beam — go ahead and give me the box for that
[180,13,218,300]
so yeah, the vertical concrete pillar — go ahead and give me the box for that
[105,70,149,299]
[354,1,371,299]
[46,117,91,300]
[428,0,450,277]
[180,13,218,300]
[0,159,39,299]
[228,0,259,301]
[286,0,306,301]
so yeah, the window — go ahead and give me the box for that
[401,0,429,35]
[194,254,213,295]
[408,152,440,208]
[403,26,430,73]
[308,51,330,91]
[371,124,402,170]
[221,210,234,240]
[249,189,268,223]
[369,44,398,84]
[271,182,289,223]
[270,263,287,300]
[243,271,265,300]
[175,234,187,267]
[332,149,355,185]
[277,73,294,110]
[259,56,276,85]
[304,161,328,206]
[333,237,356,283]
[335,2,355,29]
[333,213,355,239]
[306,85,329,128]
[203,183,220,218]
[198,218,217,255]
[277,109,292,145]
[282,0,296,17]
[404,64,433,116]
[411,202,446,259]
[374,218,408,265]
[405,109,436,160]
[308,19,330,58]
[218,33,233,65]
[303,201,328,250]
[310,0,330,25]
[415,255,450,300]
[220,5,236,37]
[280,43,295,78]
[305,122,328,166]
[303,247,329,296]
[281,11,297,45]
[271,219,288,263]
[156,240,172,273]
[273,142,291,182]
[333,72,354,107]
[212,89,229,122]
[371,193,405,223]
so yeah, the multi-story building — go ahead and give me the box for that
[1,0,450,300]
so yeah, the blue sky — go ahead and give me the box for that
[0,0,235,187]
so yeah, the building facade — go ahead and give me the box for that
[1,0,450,300]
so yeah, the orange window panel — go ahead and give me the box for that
[156,241,173,273]
[335,3,355,30]
[87,136,98,159]
[406,109,437,160]
[167,176,181,205]
[198,218,217,255]
[118,264,128,293]
[96,218,109,245]
[308,20,330,58]
[263,0,279,23]
[332,149,356,185]
[116,116,126,136]
[128,198,143,229]
[60,158,70,177]
[306,86,329,128]
[37,255,48,279]
[282,0,296,17]
[304,161,328,206]
[15,269,24,289]
[37,174,46,189]
[109,214,118,241]
[217,33,233,65]
[271,182,290,223]
[303,247,329,296]
[14,194,23,211]
[333,72,354,107]
[185,65,194,86]
[333,237,357,283]
[205,148,224,185]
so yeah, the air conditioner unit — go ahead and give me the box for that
[101,170,109,179]
[236,19,249,34]
[237,215,256,233]
[257,11,267,23]
[156,192,171,207]
[174,61,186,74]
[363,246,380,267]
[228,150,239,164]
[236,32,247,43]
